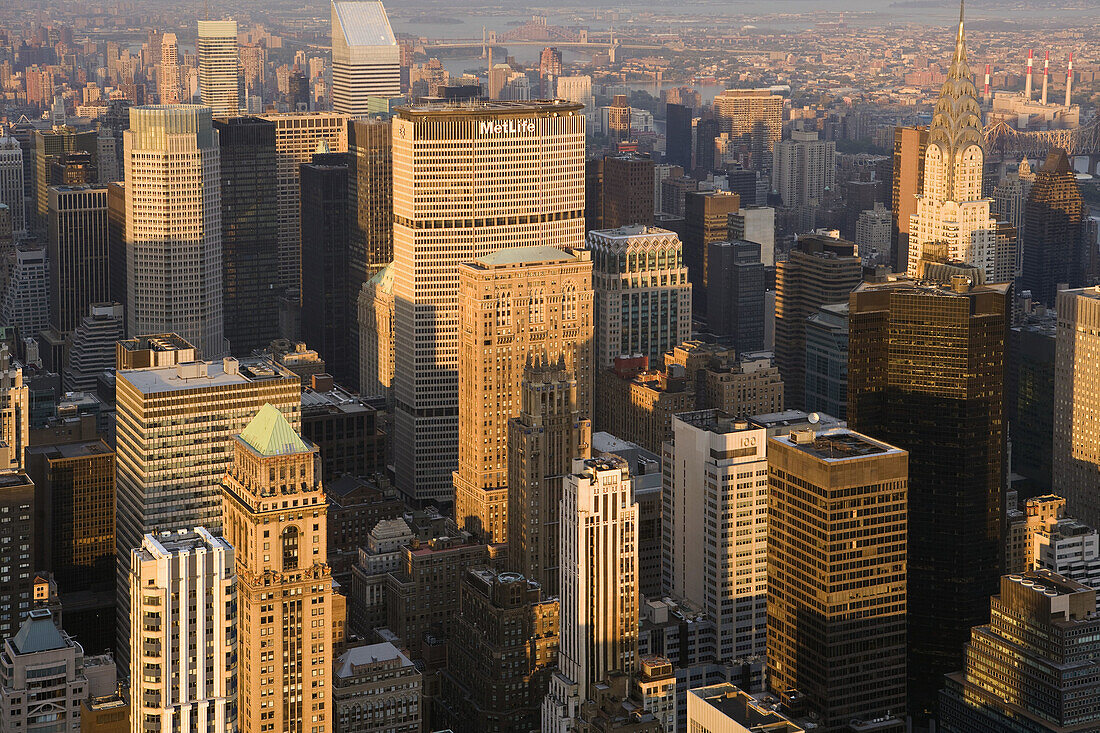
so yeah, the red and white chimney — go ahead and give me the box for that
[1041,50,1050,105]
[983,64,991,104]
[1025,48,1034,99]
[1066,52,1074,107]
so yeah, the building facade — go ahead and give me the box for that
[0,471,34,640]
[706,240,764,351]
[129,528,237,733]
[848,276,1008,720]
[220,404,334,733]
[386,101,586,502]
[47,185,109,336]
[333,643,421,733]
[454,246,593,544]
[331,1,401,118]
[0,610,88,733]
[663,411,768,663]
[683,191,739,318]
[124,106,225,358]
[1021,148,1085,306]
[767,428,908,732]
[197,20,240,116]
[588,225,691,371]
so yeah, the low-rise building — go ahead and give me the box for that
[686,684,804,733]
[333,642,421,733]
[326,475,405,582]
[0,610,87,733]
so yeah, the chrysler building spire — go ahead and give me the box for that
[928,0,984,195]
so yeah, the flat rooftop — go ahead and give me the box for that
[470,245,580,269]
[774,428,904,462]
[674,409,763,435]
[119,357,295,394]
[396,99,584,119]
[26,440,111,460]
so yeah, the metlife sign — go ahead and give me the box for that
[478,118,537,136]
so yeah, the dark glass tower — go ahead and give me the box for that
[707,239,764,352]
[300,159,351,384]
[848,276,1008,721]
[666,103,693,170]
[214,117,279,355]
[1021,148,1085,307]
[348,118,392,391]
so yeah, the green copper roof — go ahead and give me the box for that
[240,404,310,456]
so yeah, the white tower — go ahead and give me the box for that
[197,20,239,116]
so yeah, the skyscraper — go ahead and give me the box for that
[939,571,1100,732]
[0,135,26,237]
[214,117,280,355]
[767,427,908,732]
[707,240,765,352]
[347,118,392,391]
[197,20,240,116]
[683,190,739,318]
[712,88,783,164]
[221,404,334,733]
[1053,287,1100,529]
[47,184,109,335]
[663,411,769,663]
[331,1,401,118]
[454,246,594,543]
[907,8,1000,282]
[33,126,98,234]
[129,528,237,733]
[2,244,49,344]
[508,358,592,597]
[257,112,351,298]
[124,106,225,358]
[113,338,300,674]
[772,127,836,210]
[158,32,183,104]
[601,154,655,230]
[300,158,353,384]
[665,103,693,171]
[543,456,639,731]
[0,345,30,472]
[385,100,585,502]
[0,471,33,639]
[1021,148,1085,306]
[588,225,691,370]
[774,234,861,411]
[848,275,1009,719]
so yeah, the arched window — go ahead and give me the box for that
[562,283,577,321]
[282,526,300,570]
[496,291,512,329]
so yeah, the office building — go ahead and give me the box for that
[508,358,592,597]
[114,340,299,674]
[1006,495,1100,595]
[454,246,593,543]
[707,240,764,352]
[129,528,237,733]
[1021,148,1085,306]
[214,117,280,355]
[556,76,595,122]
[773,128,836,210]
[257,112,351,297]
[221,404,334,733]
[992,159,1034,277]
[300,159,354,385]
[854,202,892,267]
[712,89,783,160]
[438,569,559,733]
[686,684,804,733]
[601,155,655,230]
[33,126,98,233]
[325,475,403,580]
[767,428,908,732]
[848,276,1009,719]
[0,346,29,472]
[331,1,401,117]
[0,471,34,639]
[774,234,860,411]
[347,118,393,391]
[2,244,49,344]
[1010,318,1056,497]
[597,357,696,454]
[385,100,585,502]
[907,11,1000,282]
[24,440,114,593]
[158,32,183,104]
[683,191,739,317]
[0,136,25,238]
[197,20,239,116]
[358,264,394,402]
[81,694,130,733]
[1054,287,1100,529]
[664,411,768,662]
[64,302,124,393]
[543,456,639,731]
[588,225,691,370]
[47,185,109,336]
[804,303,848,420]
[727,206,775,268]
[939,571,1100,732]
[124,106,225,358]
[0,610,88,732]
[301,377,386,485]
[333,642,421,733]
[106,181,126,320]
[665,103,694,171]
[694,348,784,418]
[891,126,928,273]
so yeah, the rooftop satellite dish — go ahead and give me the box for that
[808,413,820,424]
